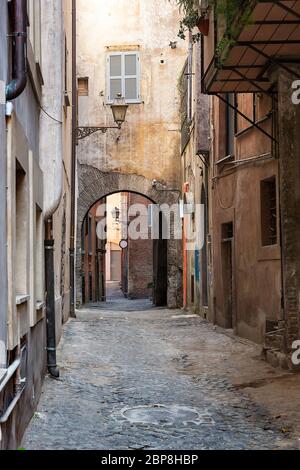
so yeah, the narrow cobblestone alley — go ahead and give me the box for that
[23,284,300,450]
[3,0,300,456]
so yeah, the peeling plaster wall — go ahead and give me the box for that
[0,0,8,369]
[51,0,73,342]
[0,0,73,448]
[39,0,63,219]
[76,0,187,186]
[210,94,281,345]
[76,0,187,307]
[181,41,210,315]
[0,0,46,448]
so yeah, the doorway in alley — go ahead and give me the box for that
[221,222,235,329]
[80,191,167,306]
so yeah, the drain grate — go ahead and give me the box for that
[121,405,214,426]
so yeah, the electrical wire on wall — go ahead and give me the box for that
[31,81,64,124]
[213,152,274,210]
[215,173,237,211]
[39,103,63,124]
[210,94,237,211]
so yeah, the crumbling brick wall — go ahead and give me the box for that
[127,193,153,299]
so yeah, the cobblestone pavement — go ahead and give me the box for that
[23,285,299,450]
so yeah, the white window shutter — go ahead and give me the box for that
[108,52,140,103]
[124,54,138,101]
[109,54,122,101]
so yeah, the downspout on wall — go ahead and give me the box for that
[45,222,59,378]
[5,0,27,101]
[39,0,64,378]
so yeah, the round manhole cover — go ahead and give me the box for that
[121,405,213,426]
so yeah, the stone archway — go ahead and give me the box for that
[76,164,182,309]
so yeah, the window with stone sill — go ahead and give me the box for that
[107,52,141,104]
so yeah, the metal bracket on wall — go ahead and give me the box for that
[270,1,300,20]
[237,43,300,81]
[76,126,121,141]
[216,93,277,144]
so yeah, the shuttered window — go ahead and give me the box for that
[107,53,140,103]
[226,93,236,157]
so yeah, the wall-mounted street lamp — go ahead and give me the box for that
[76,94,128,141]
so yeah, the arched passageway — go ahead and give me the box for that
[81,191,167,306]
[76,164,182,309]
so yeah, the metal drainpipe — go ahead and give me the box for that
[183,182,189,309]
[69,0,77,318]
[6,0,27,101]
[45,220,59,378]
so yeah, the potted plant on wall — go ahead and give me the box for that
[176,0,202,42]
[197,14,209,36]
[175,0,211,40]
[175,1,257,61]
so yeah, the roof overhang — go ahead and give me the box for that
[203,0,300,94]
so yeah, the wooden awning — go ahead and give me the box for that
[203,0,300,94]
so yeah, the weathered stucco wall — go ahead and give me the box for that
[1,0,46,448]
[0,0,8,369]
[39,0,63,218]
[52,0,73,340]
[76,0,186,308]
[0,0,73,448]
[180,40,210,315]
[210,94,281,345]
[76,0,187,186]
